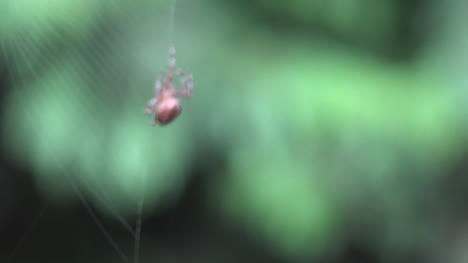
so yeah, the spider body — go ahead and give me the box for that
[145,44,193,126]
[155,91,181,125]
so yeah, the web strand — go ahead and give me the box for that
[133,173,146,263]
[7,1,178,262]
[66,171,130,263]
[6,206,47,263]
[22,105,130,263]
[81,177,136,236]
[168,0,177,44]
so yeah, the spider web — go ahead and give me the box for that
[1,0,191,262]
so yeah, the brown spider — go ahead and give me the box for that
[144,44,193,126]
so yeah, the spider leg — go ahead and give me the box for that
[144,97,158,115]
[168,44,177,72]
[175,69,193,98]
[155,73,163,96]
[149,120,160,126]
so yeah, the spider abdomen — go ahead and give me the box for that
[156,97,181,125]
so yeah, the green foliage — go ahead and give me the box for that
[2,0,468,261]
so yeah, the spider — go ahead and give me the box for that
[144,44,193,126]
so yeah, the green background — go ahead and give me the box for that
[1,0,468,262]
